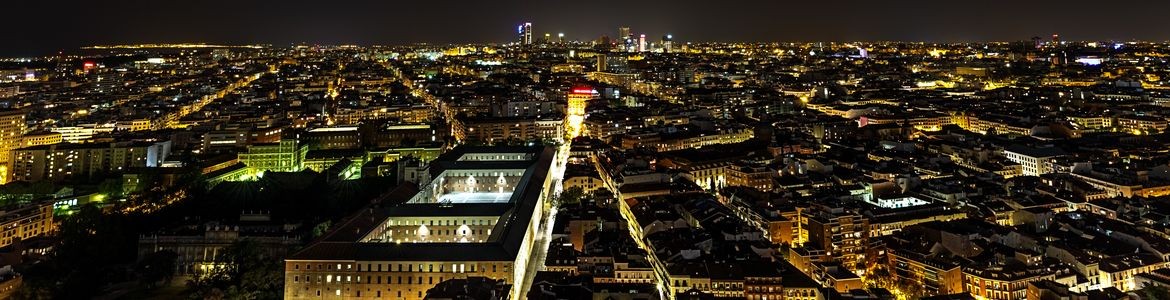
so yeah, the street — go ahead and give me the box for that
[516,142,571,297]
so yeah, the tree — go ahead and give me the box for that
[188,240,283,300]
[554,186,586,207]
[98,177,125,198]
[1141,285,1170,300]
[137,250,178,289]
[311,221,332,238]
[17,204,136,299]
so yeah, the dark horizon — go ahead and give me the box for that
[5,0,1170,57]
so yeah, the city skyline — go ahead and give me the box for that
[8,2,1170,299]
[7,0,1170,57]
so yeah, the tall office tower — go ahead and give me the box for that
[596,54,607,72]
[543,33,551,44]
[1051,34,1060,45]
[0,110,25,183]
[638,34,647,52]
[662,34,674,53]
[557,33,565,43]
[517,22,533,45]
[517,24,523,44]
[619,27,634,52]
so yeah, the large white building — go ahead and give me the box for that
[1003,145,1066,177]
[284,146,555,299]
[51,123,115,143]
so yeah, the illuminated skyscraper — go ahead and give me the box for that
[662,34,674,53]
[619,27,635,52]
[638,34,647,52]
[517,22,533,45]
[557,32,564,43]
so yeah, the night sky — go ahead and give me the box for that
[5,0,1169,57]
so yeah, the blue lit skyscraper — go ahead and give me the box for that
[517,22,532,45]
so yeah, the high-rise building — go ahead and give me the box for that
[517,23,533,45]
[0,110,26,183]
[543,33,551,44]
[596,54,607,72]
[557,32,564,43]
[619,27,635,52]
[638,34,647,52]
[662,34,674,53]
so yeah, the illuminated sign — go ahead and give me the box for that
[571,89,593,94]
